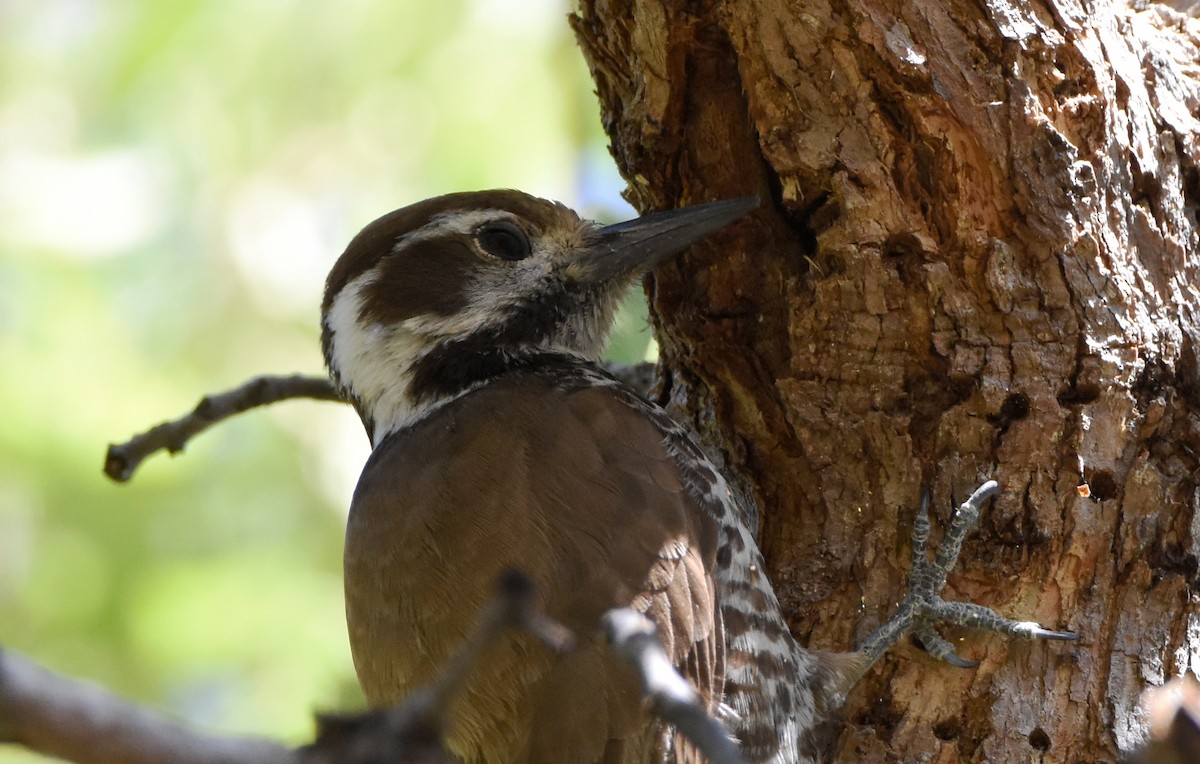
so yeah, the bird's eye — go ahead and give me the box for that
[476,221,532,261]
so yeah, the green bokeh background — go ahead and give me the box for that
[0,1,652,759]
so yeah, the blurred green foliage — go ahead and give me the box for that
[0,0,651,758]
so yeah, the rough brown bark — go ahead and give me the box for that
[573,1,1200,761]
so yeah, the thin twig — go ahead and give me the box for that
[103,363,655,484]
[602,608,746,764]
[103,374,344,482]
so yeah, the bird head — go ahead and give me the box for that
[321,190,756,445]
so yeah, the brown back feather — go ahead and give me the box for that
[344,373,723,763]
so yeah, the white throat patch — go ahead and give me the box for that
[325,272,435,448]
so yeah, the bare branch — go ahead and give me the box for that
[0,648,295,764]
[103,363,655,484]
[602,608,746,764]
[2,572,575,764]
[103,374,343,482]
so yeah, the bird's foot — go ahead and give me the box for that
[827,481,1076,706]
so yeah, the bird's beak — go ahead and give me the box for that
[567,197,759,283]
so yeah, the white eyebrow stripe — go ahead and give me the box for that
[385,209,519,253]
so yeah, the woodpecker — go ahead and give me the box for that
[321,190,1074,763]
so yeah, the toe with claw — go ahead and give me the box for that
[827,480,1076,705]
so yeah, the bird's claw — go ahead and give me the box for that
[860,480,1077,670]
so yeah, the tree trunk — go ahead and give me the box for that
[573,1,1200,761]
